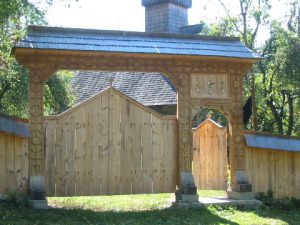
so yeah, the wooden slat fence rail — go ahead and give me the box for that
[0,132,29,196]
[44,87,178,197]
[245,147,300,199]
[192,119,228,190]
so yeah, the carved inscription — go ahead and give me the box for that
[191,74,229,99]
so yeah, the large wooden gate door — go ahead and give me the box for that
[44,88,178,197]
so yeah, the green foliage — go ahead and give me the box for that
[0,1,75,118]
[257,190,300,210]
[256,23,300,135]
[0,0,45,118]
[205,0,300,136]
[192,108,228,127]
[44,71,75,115]
[4,191,29,208]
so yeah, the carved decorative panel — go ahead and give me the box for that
[191,74,229,99]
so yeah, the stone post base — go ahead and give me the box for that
[227,191,255,200]
[29,200,48,209]
[30,176,46,200]
[176,172,199,203]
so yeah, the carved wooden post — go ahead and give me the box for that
[28,68,46,201]
[176,73,198,202]
[228,73,252,197]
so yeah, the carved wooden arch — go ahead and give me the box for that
[20,50,254,195]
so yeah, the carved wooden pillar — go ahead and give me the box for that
[176,73,197,201]
[177,75,192,172]
[28,68,47,200]
[228,73,252,193]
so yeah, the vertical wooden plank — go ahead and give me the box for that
[55,116,67,196]
[199,125,205,189]
[0,133,7,193]
[45,120,56,196]
[20,137,29,193]
[74,106,86,196]
[6,134,15,192]
[172,120,179,191]
[110,90,122,194]
[141,111,153,193]
[131,104,142,194]
[14,137,22,192]
[91,96,102,196]
[84,103,93,195]
[120,98,132,194]
[162,120,173,192]
[152,115,163,193]
[295,153,300,199]
[100,91,109,195]
[66,113,76,196]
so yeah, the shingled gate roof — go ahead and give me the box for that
[14,26,261,60]
[72,71,177,106]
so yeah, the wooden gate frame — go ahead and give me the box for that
[13,44,256,201]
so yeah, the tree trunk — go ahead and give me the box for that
[286,93,294,135]
[250,74,258,131]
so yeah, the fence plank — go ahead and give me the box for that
[141,111,152,193]
[0,133,7,193]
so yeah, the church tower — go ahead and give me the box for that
[142,0,192,33]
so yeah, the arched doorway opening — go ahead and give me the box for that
[192,108,229,191]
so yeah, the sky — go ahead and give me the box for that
[39,0,292,43]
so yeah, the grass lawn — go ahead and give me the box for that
[1,190,300,225]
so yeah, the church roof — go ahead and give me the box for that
[71,71,177,106]
[14,26,260,60]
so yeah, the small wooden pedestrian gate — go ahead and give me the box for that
[193,119,228,190]
[44,87,178,197]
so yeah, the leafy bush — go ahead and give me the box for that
[4,191,29,208]
[257,190,300,210]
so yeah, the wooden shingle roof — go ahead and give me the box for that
[72,71,177,106]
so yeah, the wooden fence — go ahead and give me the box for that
[245,146,300,199]
[192,119,228,190]
[44,87,178,197]
[0,132,29,196]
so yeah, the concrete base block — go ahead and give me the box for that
[172,202,204,208]
[30,176,46,200]
[172,197,262,209]
[29,200,48,209]
[0,193,5,201]
[227,191,256,200]
[180,194,199,203]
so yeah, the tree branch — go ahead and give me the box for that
[217,0,244,36]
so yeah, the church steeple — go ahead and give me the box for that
[142,0,192,33]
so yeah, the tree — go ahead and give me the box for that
[214,0,270,130]
[203,0,300,135]
[0,0,75,118]
[257,23,300,135]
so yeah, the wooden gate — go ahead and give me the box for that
[193,119,228,190]
[44,87,178,197]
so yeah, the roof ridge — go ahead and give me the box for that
[27,25,241,42]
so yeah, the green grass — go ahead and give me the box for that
[1,191,300,225]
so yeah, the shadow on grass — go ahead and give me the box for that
[0,202,239,225]
[252,207,300,225]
